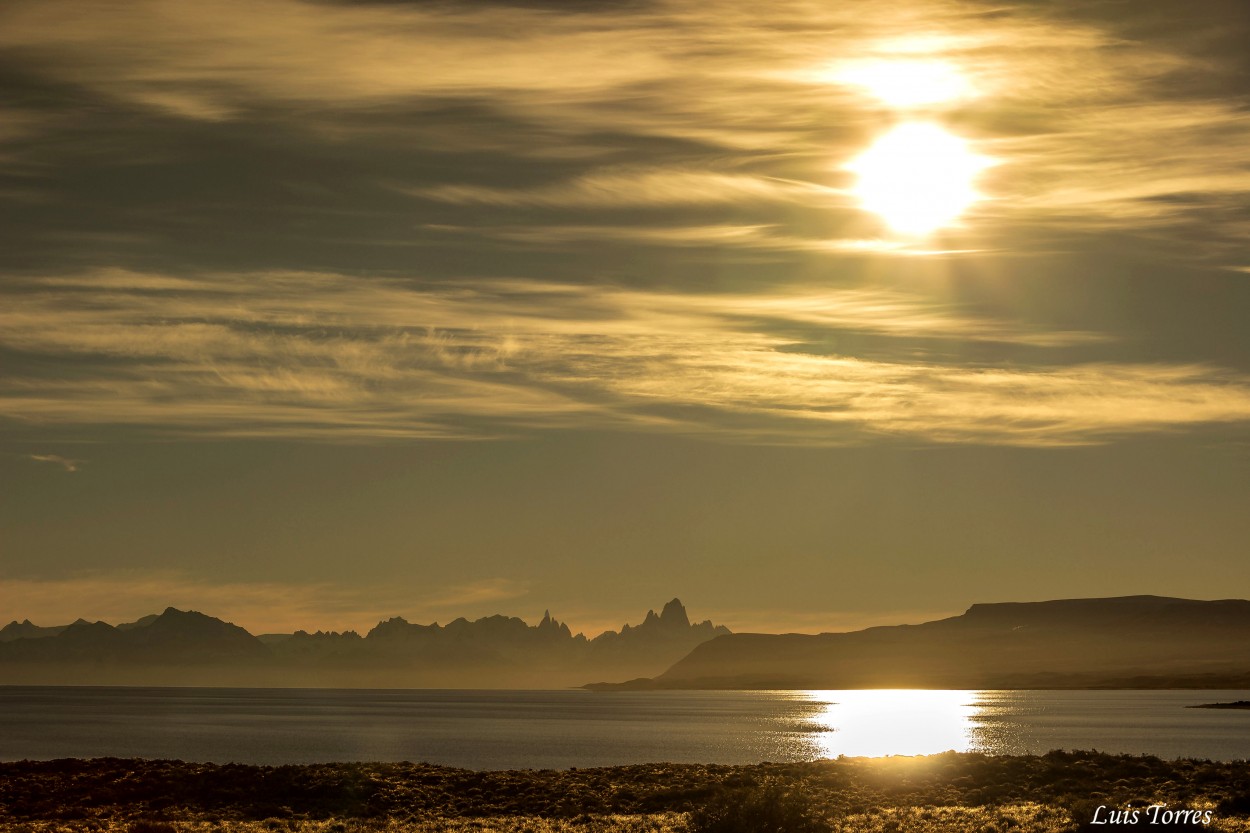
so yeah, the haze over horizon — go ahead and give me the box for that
[2,0,1249,638]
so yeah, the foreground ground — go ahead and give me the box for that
[2,751,1249,832]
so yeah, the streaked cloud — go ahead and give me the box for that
[2,0,1246,247]
[2,0,1249,446]
[414,169,832,208]
[26,453,81,472]
[0,0,1247,642]
[3,268,1249,447]
[993,101,1250,229]
[423,579,533,613]
[0,0,672,111]
[423,222,961,256]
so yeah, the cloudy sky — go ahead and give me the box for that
[2,0,1248,636]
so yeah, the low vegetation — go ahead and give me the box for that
[2,751,1250,832]
[686,782,830,833]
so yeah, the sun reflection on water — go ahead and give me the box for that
[804,690,980,758]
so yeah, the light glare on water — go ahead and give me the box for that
[808,689,976,757]
[3,687,1250,768]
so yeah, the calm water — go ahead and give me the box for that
[1,687,1248,768]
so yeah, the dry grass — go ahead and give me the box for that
[3,752,1250,832]
[5,807,1250,833]
[0,816,687,833]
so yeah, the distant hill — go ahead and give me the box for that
[0,607,270,666]
[0,619,77,642]
[0,598,728,688]
[586,596,1250,690]
[1,612,170,642]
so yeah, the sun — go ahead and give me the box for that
[845,123,993,236]
[833,59,974,108]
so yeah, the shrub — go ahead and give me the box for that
[129,822,178,833]
[1217,792,1250,816]
[687,784,831,833]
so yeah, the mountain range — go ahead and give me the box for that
[5,595,1249,690]
[0,598,728,688]
[587,595,1250,690]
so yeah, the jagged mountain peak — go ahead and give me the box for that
[148,607,239,630]
[1,596,731,686]
[365,616,430,639]
[536,610,568,636]
[635,599,692,632]
[65,618,112,631]
[659,598,690,629]
[0,619,68,643]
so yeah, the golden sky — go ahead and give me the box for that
[1,0,1248,635]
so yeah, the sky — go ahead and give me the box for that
[1,0,1249,637]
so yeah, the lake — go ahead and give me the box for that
[1,687,1247,768]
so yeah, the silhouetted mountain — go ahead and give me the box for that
[121,607,271,662]
[0,614,158,642]
[266,629,362,659]
[588,598,729,665]
[586,596,1250,690]
[278,600,718,682]
[115,614,160,631]
[0,598,728,687]
[0,619,118,662]
[0,607,269,666]
[0,619,74,642]
[282,599,731,683]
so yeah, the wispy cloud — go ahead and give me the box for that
[990,101,1250,231]
[0,0,672,114]
[421,223,941,256]
[3,0,1246,245]
[2,0,1249,447]
[414,170,832,208]
[421,579,533,613]
[26,453,81,472]
[2,268,1249,446]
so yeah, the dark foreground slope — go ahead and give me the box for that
[2,752,1250,831]
[590,596,1250,690]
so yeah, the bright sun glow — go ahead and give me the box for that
[834,59,974,107]
[810,690,979,758]
[846,123,993,236]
